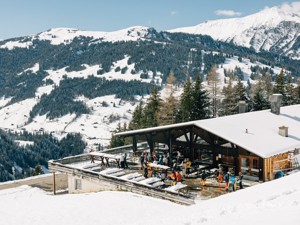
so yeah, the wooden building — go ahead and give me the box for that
[116,100,300,181]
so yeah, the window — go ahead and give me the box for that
[240,156,260,177]
[75,179,82,190]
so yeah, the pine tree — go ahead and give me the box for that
[129,101,143,130]
[190,74,211,120]
[32,164,44,176]
[110,122,125,148]
[285,76,297,105]
[273,69,287,105]
[176,78,193,122]
[252,81,270,111]
[142,85,162,127]
[295,78,300,104]
[233,79,247,102]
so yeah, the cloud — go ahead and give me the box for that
[214,10,242,17]
[279,2,300,14]
[170,11,178,16]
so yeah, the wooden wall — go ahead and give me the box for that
[264,153,291,181]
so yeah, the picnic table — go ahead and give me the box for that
[147,163,170,170]
[89,152,121,168]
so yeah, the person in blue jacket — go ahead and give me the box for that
[224,171,230,190]
[229,171,236,192]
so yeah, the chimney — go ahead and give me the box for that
[278,126,288,137]
[269,94,282,115]
[238,101,248,113]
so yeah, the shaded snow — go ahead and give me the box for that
[18,63,40,76]
[0,171,299,225]
[14,140,34,147]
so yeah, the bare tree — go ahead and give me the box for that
[207,65,222,117]
[158,70,178,125]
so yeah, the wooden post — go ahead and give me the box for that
[132,136,137,155]
[53,172,56,195]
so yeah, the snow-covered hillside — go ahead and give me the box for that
[0,53,283,149]
[168,2,300,59]
[0,54,164,149]
[0,26,152,50]
[0,170,299,225]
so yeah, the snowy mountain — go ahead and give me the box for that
[168,2,300,59]
[0,26,154,50]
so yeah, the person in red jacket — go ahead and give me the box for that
[176,171,182,183]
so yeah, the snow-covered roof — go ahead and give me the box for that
[117,104,300,158]
[194,104,300,158]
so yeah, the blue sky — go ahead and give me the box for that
[0,0,297,39]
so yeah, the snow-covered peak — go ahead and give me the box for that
[36,26,151,45]
[274,1,300,21]
[168,2,300,58]
[169,2,300,37]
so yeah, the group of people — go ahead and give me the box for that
[139,152,246,190]
[140,151,172,170]
[139,151,184,186]
[224,170,243,191]
[200,164,244,191]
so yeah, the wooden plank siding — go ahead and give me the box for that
[264,153,291,181]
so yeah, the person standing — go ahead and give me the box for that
[218,164,223,182]
[181,158,187,176]
[163,154,168,165]
[238,171,244,189]
[175,171,182,183]
[229,171,236,192]
[120,154,125,169]
[186,158,191,175]
[158,155,164,165]
[224,171,230,191]
[140,152,144,170]
[143,161,148,178]
[124,153,129,168]
[201,170,207,186]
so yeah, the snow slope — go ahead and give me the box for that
[168,2,300,58]
[0,170,299,225]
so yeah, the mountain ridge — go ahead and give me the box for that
[168,2,300,59]
[0,2,299,59]
[0,26,154,50]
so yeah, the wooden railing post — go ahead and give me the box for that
[53,172,56,195]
